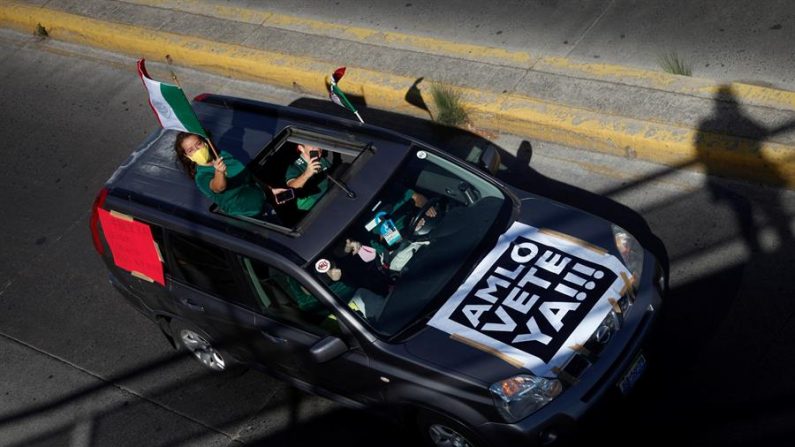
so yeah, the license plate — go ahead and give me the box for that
[618,352,646,395]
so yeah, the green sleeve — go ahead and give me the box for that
[285,162,302,182]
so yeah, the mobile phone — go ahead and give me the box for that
[274,188,295,204]
[309,149,320,159]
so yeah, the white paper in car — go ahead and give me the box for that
[427,222,632,377]
[379,219,402,246]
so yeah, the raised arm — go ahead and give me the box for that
[209,157,227,193]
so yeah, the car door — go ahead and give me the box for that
[238,255,383,404]
[164,231,262,362]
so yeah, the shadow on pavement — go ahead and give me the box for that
[242,387,413,447]
[574,85,795,447]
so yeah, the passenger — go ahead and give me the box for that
[333,239,390,295]
[278,268,350,312]
[322,259,387,321]
[174,132,291,219]
[283,260,385,321]
[341,237,427,277]
[348,288,387,321]
[285,144,332,211]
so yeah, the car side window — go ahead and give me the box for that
[168,232,247,303]
[240,256,342,335]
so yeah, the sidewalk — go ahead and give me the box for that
[2,0,794,187]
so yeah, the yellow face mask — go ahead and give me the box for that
[187,145,211,165]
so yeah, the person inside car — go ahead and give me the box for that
[285,143,332,211]
[366,186,438,256]
[333,239,390,293]
[174,132,292,220]
[281,258,386,321]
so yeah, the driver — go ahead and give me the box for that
[366,187,438,258]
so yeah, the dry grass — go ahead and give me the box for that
[430,82,469,127]
[658,51,692,76]
[34,23,48,39]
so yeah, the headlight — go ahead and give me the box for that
[489,375,562,422]
[611,225,644,287]
[594,310,621,344]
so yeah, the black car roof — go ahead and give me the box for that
[105,94,415,264]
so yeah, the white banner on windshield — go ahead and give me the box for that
[428,222,631,377]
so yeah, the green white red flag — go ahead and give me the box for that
[328,67,363,123]
[137,59,207,137]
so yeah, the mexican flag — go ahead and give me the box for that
[328,67,363,123]
[137,59,207,137]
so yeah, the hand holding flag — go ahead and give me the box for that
[328,67,364,123]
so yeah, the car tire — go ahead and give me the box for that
[171,320,233,372]
[417,411,482,447]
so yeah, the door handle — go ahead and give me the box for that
[261,331,288,344]
[180,298,205,312]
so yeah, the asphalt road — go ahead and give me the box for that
[1,30,794,446]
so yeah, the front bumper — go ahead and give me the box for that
[474,251,665,446]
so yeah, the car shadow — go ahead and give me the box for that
[240,387,414,447]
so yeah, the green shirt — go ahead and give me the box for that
[285,156,332,211]
[279,274,355,312]
[195,151,266,217]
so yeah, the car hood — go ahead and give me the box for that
[405,186,631,385]
[508,186,620,253]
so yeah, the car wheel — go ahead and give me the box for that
[418,412,481,447]
[171,321,228,372]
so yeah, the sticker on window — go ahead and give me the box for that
[315,258,331,273]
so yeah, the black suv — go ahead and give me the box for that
[91,94,666,447]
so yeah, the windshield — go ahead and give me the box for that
[310,147,512,337]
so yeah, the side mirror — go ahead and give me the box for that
[309,336,349,363]
[478,145,501,176]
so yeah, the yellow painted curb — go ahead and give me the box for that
[120,0,536,68]
[537,56,795,111]
[2,0,793,187]
[120,0,795,111]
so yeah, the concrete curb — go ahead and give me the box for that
[122,0,795,112]
[3,0,794,187]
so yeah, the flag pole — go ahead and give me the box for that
[328,67,365,124]
[206,140,220,159]
[165,55,219,159]
[165,54,182,88]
